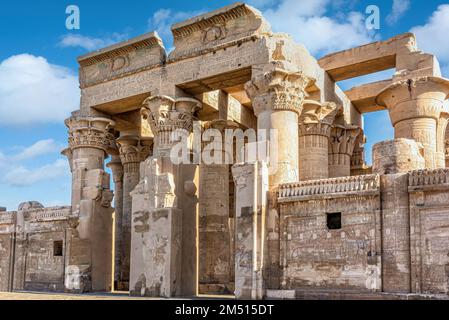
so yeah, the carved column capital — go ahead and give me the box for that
[107,155,124,183]
[376,76,449,126]
[65,116,116,154]
[298,100,339,137]
[142,95,202,155]
[142,95,202,134]
[117,136,154,173]
[329,125,362,158]
[244,68,313,116]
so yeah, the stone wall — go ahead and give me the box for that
[278,175,381,291]
[0,204,72,293]
[275,169,449,296]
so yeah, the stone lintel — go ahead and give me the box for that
[319,33,417,81]
[345,79,391,114]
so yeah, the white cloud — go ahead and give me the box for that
[59,33,128,51]
[2,159,69,187]
[0,54,79,126]
[12,139,61,161]
[0,139,67,188]
[262,0,378,56]
[410,5,449,77]
[386,0,410,26]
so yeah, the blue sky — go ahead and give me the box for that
[1,0,449,210]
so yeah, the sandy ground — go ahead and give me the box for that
[0,291,234,300]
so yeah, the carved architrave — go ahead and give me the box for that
[245,69,313,116]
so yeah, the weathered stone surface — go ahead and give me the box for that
[3,2,449,301]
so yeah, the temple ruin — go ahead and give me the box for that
[1,2,449,299]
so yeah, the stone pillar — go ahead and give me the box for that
[243,68,311,296]
[329,125,361,178]
[298,100,337,181]
[232,162,268,300]
[130,95,201,298]
[199,120,238,294]
[63,116,115,293]
[436,112,449,168]
[351,133,370,176]
[376,77,449,169]
[116,135,153,291]
[245,68,312,187]
[106,155,124,290]
[446,139,449,168]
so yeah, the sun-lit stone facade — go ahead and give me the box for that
[1,3,449,300]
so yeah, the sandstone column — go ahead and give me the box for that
[232,162,268,300]
[106,155,124,290]
[130,95,201,297]
[239,68,311,297]
[446,139,449,168]
[116,135,152,291]
[63,116,115,292]
[376,77,449,169]
[199,120,238,294]
[351,133,369,176]
[245,68,312,187]
[298,100,337,181]
[328,125,361,178]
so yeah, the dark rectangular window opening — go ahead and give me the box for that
[327,212,342,230]
[53,240,63,257]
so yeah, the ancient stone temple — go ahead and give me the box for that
[1,2,449,299]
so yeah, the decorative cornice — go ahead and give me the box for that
[23,207,72,223]
[409,168,449,191]
[65,116,116,153]
[245,69,313,116]
[78,32,164,68]
[171,3,253,41]
[278,174,380,202]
